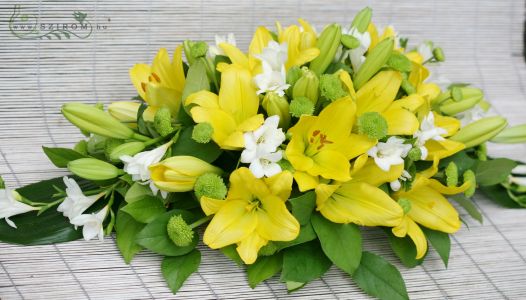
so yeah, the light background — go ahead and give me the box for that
[0,0,525,299]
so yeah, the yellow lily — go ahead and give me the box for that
[315,155,404,226]
[392,159,470,258]
[421,112,465,161]
[276,19,320,69]
[285,97,375,191]
[202,168,300,264]
[129,46,186,116]
[367,23,401,51]
[356,70,421,135]
[185,64,264,150]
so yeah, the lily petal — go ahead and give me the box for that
[383,108,420,135]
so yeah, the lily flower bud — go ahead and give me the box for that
[450,116,508,148]
[353,38,394,89]
[351,7,372,33]
[109,142,146,162]
[490,124,526,144]
[439,87,483,115]
[309,24,342,75]
[262,92,291,129]
[292,68,320,105]
[68,158,123,181]
[167,215,194,247]
[341,34,360,49]
[108,101,155,124]
[149,156,222,192]
[62,103,149,141]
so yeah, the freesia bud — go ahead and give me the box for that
[149,156,222,192]
[109,142,146,162]
[351,7,372,33]
[68,158,123,181]
[62,103,149,141]
[262,93,291,129]
[309,24,342,75]
[292,68,319,105]
[353,38,394,89]
[108,102,155,123]
[490,124,526,144]
[450,116,507,148]
[433,47,445,62]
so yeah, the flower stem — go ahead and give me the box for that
[189,215,213,229]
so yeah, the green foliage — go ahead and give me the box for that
[288,191,316,225]
[311,214,362,274]
[475,158,517,186]
[352,251,409,300]
[181,59,210,102]
[42,146,87,168]
[171,126,222,163]
[422,227,450,267]
[451,195,483,223]
[121,196,166,223]
[162,250,201,294]
[281,241,332,283]
[115,209,145,263]
[386,230,424,268]
[247,253,283,288]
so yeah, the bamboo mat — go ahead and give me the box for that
[1,0,525,299]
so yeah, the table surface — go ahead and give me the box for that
[1,0,525,299]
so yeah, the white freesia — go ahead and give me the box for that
[367,136,412,172]
[414,112,448,160]
[417,42,434,62]
[70,206,108,241]
[390,170,412,192]
[254,41,288,70]
[121,141,172,198]
[241,115,286,178]
[345,27,371,72]
[209,33,237,57]
[512,165,526,175]
[456,105,486,127]
[254,61,290,96]
[241,115,285,163]
[58,177,104,222]
[0,186,38,228]
[509,176,526,186]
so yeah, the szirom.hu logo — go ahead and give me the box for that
[9,4,109,40]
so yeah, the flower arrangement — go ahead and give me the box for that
[1,7,526,299]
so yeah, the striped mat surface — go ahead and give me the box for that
[0,0,525,299]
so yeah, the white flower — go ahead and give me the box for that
[70,206,108,241]
[390,170,412,192]
[254,61,290,96]
[456,105,486,127]
[509,176,526,186]
[249,151,283,179]
[241,115,285,163]
[0,186,38,228]
[417,42,434,62]
[512,165,526,175]
[254,41,288,71]
[121,141,172,197]
[367,137,412,172]
[241,115,286,178]
[208,33,236,57]
[58,177,103,222]
[414,112,448,160]
[345,27,371,72]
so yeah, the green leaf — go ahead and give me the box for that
[475,158,518,186]
[451,195,483,223]
[438,150,476,174]
[115,209,145,263]
[281,241,332,283]
[125,182,153,203]
[42,146,87,168]
[0,177,96,245]
[220,245,243,266]
[275,222,317,251]
[247,253,283,288]
[311,213,362,275]
[181,60,210,102]
[171,126,222,163]
[162,249,201,294]
[135,210,198,256]
[385,229,423,268]
[289,192,316,225]
[286,281,306,292]
[480,184,522,208]
[421,227,450,267]
[121,196,166,223]
[352,251,409,300]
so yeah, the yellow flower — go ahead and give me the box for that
[201,168,300,264]
[285,97,375,191]
[129,46,186,116]
[185,64,264,150]
[356,70,421,135]
[315,156,404,226]
[422,112,465,161]
[392,159,470,259]
[149,156,222,192]
[367,23,400,51]
[276,19,320,69]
